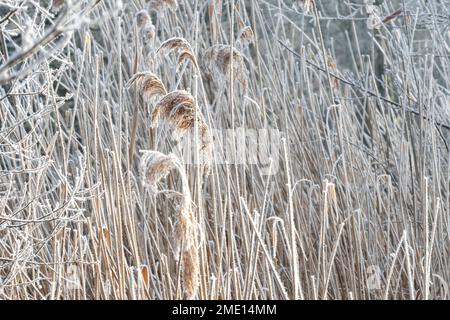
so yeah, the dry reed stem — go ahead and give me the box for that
[140,149,200,299]
[208,0,223,42]
[99,226,112,249]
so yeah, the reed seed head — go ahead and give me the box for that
[136,10,150,29]
[142,25,156,42]
[146,0,178,13]
[140,150,178,192]
[237,26,255,47]
[151,90,211,153]
[157,37,193,54]
[182,244,200,300]
[202,44,248,89]
[174,207,196,257]
[126,72,167,101]
[177,50,199,70]
[157,37,198,69]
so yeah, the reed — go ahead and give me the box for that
[1,0,449,301]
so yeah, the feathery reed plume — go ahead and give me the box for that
[175,206,200,300]
[172,189,199,300]
[157,37,198,69]
[140,150,192,206]
[151,90,211,154]
[135,10,155,43]
[140,150,178,192]
[126,72,167,101]
[237,26,255,47]
[151,90,194,134]
[140,150,199,299]
[202,44,248,89]
[174,207,196,254]
[182,244,200,300]
[136,10,150,29]
[235,11,254,46]
[142,25,156,43]
[177,50,199,70]
[146,0,178,13]
[157,37,193,54]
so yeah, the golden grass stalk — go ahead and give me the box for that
[208,0,223,19]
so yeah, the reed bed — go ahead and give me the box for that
[1,0,450,300]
